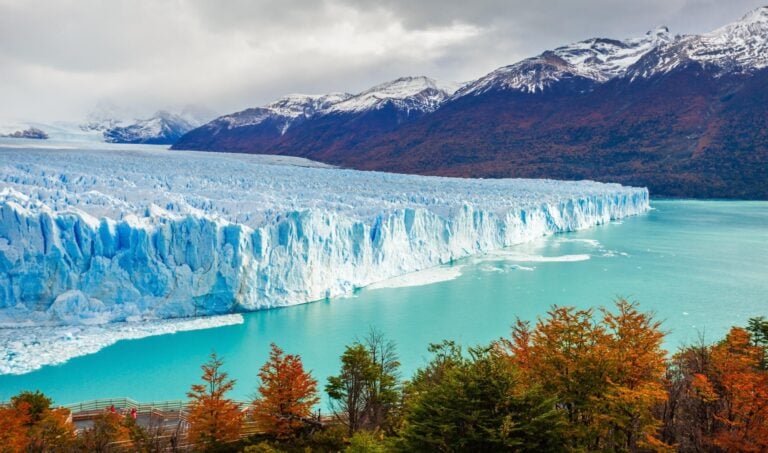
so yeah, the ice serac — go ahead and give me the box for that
[0,147,649,327]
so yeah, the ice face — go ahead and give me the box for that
[0,146,649,327]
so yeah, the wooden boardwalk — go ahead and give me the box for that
[64,397,265,451]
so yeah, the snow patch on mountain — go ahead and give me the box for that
[212,93,352,135]
[326,76,461,114]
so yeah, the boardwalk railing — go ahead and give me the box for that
[63,397,252,414]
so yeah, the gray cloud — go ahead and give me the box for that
[0,0,764,123]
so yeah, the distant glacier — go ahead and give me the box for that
[0,146,649,328]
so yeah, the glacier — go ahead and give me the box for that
[0,145,649,330]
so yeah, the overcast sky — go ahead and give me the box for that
[0,0,765,123]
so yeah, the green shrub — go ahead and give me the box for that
[345,430,389,453]
[243,441,285,452]
[308,424,347,451]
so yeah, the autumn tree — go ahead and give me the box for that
[0,403,29,453]
[252,343,319,439]
[657,335,711,450]
[28,407,76,452]
[661,325,768,451]
[10,391,52,426]
[708,327,768,450]
[0,391,75,453]
[500,305,609,448]
[77,411,130,453]
[499,300,669,451]
[187,352,243,450]
[598,300,669,451]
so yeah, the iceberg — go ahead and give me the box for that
[0,146,649,328]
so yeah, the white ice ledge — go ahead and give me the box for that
[0,314,244,375]
[0,147,649,328]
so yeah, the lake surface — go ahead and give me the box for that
[1,200,766,406]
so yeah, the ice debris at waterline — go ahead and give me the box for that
[0,314,244,375]
[0,147,649,328]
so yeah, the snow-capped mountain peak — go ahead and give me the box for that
[102,111,196,145]
[456,27,673,96]
[553,26,672,78]
[629,6,768,78]
[266,93,352,118]
[212,93,352,135]
[326,76,462,114]
[696,5,768,68]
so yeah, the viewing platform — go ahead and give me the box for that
[63,397,263,450]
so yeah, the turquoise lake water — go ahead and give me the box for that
[0,200,766,406]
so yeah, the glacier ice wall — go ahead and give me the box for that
[0,146,649,327]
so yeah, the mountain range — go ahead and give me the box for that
[80,109,209,144]
[172,6,768,199]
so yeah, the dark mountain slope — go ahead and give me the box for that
[335,66,767,198]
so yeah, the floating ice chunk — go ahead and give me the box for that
[483,251,592,262]
[480,263,536,273]
[48,291,111,325]
[367,265,463,290]
[556,238,602,248]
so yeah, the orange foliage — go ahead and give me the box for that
[708,328,768,452]
[665,326,768,450]
[28,407,76,451]
[690,373,718,403]
[0,403,30,453]
[187,352,243,450]
[78,410,131,451]
[0,396,76,453]
[499,299,669,451]
[599,301,669,451]
[252,343,319,439]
